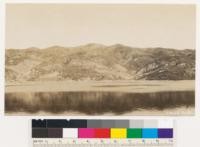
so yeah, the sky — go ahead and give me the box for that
[6,4,195,49]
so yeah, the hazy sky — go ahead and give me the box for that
[6,4,195,49]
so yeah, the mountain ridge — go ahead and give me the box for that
[5,44,195,82]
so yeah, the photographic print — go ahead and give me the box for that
[5,4,195,115]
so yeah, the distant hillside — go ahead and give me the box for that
[5,44,195,82]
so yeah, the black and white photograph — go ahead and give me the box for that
[5,4,195,115]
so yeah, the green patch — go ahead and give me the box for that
[127,128,142,138]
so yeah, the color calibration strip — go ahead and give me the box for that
[32,119,174,139]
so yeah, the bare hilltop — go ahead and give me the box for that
[5,43,195,82]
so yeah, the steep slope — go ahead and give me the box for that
[5,44,195,82]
